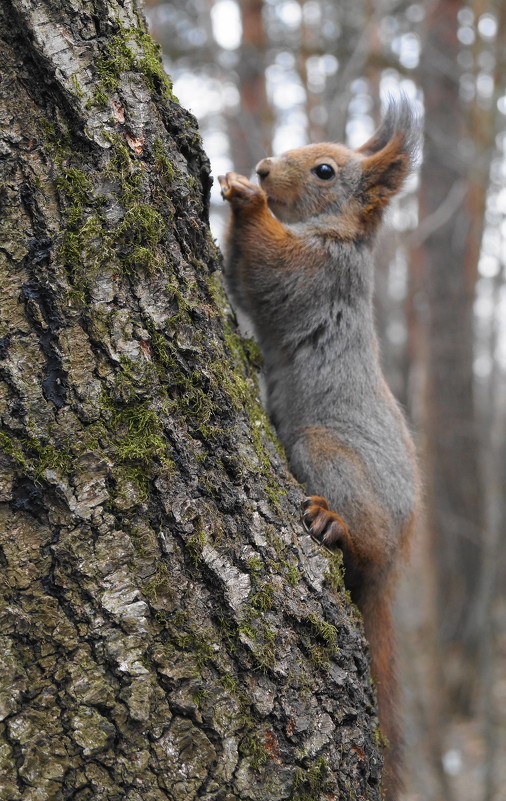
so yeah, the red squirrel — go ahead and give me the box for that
[218,97,421,800]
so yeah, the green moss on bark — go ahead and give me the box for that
[92,21,176,106]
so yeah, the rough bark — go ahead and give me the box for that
[0,2,382,799]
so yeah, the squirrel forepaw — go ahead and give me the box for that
[301,496,350,550]
[218,172,267,209]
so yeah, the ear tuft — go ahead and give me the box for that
[357,93,423,172]
[355,95,423,232]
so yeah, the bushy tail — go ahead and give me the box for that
[361,593,403,801]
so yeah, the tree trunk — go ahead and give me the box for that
[416,0,484,711]
[0,2,383,799]
[227,0,272,175]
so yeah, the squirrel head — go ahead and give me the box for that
[256,96,422,236]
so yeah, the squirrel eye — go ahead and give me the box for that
[312,163,335,180]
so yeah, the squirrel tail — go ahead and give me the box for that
[361,592,403,801]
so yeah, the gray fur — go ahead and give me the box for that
[244,236,416,571]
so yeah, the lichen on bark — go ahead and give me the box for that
[0,1,383,799]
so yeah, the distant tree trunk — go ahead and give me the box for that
[416,0,484,710]
[227,0,272,173]
[0,1,383,798]
[471,5,506,797]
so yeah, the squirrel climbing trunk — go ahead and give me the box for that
[219,96,422,801]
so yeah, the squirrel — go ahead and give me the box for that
[218,97,421,801]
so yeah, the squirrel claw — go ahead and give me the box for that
[301,512,312,534]
[301,497,317,532]
[217,174,229,199]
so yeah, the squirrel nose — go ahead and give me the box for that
[256,158,271,180]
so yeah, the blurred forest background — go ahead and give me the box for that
[145,1,506,799]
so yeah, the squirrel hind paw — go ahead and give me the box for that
[301,496,348,548]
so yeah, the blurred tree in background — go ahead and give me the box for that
[146,1,506,799]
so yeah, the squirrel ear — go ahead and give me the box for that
[359,132,411,198]
[356,96,423,223]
